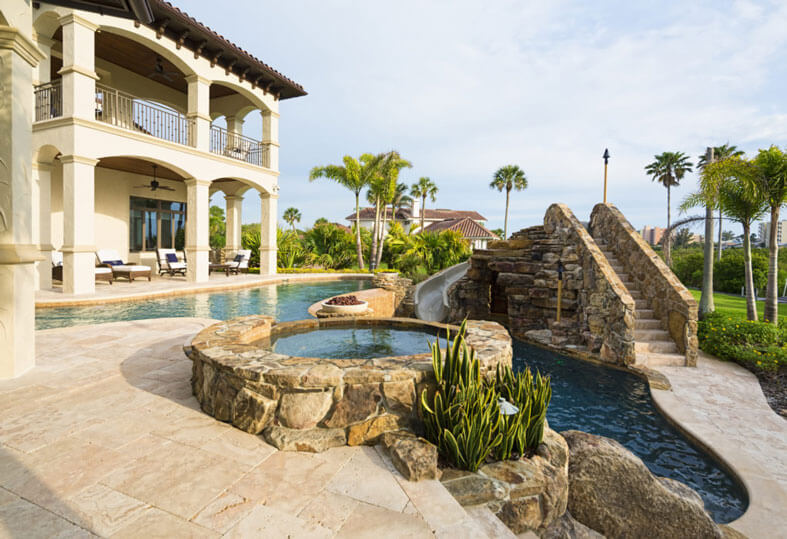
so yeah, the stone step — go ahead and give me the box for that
[635,328,671,341]
[635,340,679,354]
[634,298,650,309]
[637,352,686,367]
[635,308,656,319]
[611,264,625,273]
[628,289,643,299]
[622,280,639,290]
[635,318,662,330]
[617,273,630,282]
[465,506,517,539]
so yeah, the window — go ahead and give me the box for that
[130,196,187,252]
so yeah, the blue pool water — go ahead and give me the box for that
[514,341,747,524]
[270,327,437,359]
[35,280,372,330]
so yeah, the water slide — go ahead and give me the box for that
[414,262,469,322]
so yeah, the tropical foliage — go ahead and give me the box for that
[490,165,528,240]
[282,207,302,231]
[645,151,693,267]
[383,223,472,279]
[698,313,786,373]
[420,321,552,471]
[209,205,226,249]
[697,144,745,260]
[410,177,438,232]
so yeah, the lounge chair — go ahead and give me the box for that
[96,249,151,282]
[156,248,187,277]
[226,249,251,275]
[52,251,113,284]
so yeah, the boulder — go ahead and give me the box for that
[381,431,440,481]
[324,383,382,428]
[231,388,276,434]
[277,390,333,429]
[263,425,346,453]
[346,414,401,445]
[541,511,604,539]
[562,430,722,539]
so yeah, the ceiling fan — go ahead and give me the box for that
[135,165,175,192]
[147,57,179,82]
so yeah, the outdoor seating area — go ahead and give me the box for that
[156,248,187,277]
[96,249,152,283]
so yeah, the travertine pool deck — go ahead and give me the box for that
[0,319,503,538]
[36,272,372,307]
[653,353,787,538]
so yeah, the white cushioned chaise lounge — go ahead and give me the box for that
[96,249,152,282]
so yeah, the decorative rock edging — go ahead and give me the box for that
[439,427,570,535]
[186,316,512,449]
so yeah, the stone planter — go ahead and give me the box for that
[320,299,368,314]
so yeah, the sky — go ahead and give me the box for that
[191,0,787,238]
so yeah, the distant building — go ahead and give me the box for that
[758,221,787,247]
[640,226,665,246]
[423,217,499,250]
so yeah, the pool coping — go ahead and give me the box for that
[649,354,787,537]
[35,273,373,309]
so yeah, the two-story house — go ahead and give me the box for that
[0,0,304,378]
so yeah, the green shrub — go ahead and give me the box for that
[420,321,552,471]
[698,312,787,372]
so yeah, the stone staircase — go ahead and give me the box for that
[596,241,686,367]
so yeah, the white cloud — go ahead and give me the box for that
[188,0,787,233]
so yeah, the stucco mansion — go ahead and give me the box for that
[0,1,305,378]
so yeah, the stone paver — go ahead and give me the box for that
[0,318,492,537]
[653,352,787,537]
[36,272,372,307]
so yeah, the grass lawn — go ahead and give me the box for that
[688,289,787,320]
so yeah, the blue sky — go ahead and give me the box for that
[193,0,787,237]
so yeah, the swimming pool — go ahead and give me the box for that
[35,280,372,330]
[514,341,747,524]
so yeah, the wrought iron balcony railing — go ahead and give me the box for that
[209,124,270,168]
[34,81,62,121]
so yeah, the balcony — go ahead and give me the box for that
[33,81,270,168]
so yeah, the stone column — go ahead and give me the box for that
[0,8,45,378]
[33,34,52,85]
[225,194,243,256]
[58,14,97,120]
[32,162,53,290]
[259,191,277,274]
[61,155,97,295]
[185,179,211,282]
[261,110,279,171]
[186,75,211,151]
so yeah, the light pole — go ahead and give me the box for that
[603,148,610,204]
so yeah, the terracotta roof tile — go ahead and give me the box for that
[424,218,499,239]
[346,207,486,221]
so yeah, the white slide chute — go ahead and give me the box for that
[413,262,469,322]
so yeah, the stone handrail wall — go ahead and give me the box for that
[589,203,698,365]
[544,204,637,364]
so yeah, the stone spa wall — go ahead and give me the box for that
[449,203,637,365]
[590,203,698,366]
[186,316,511,451]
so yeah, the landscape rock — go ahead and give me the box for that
[442,471,509,506]
[263,425,346,452]
[346,414,401,445]
[381,431,440,481]
[562,430,722,539]
[277,390,333,429]
[540,511,604,539]
[382,380,416,414]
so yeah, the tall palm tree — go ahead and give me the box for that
[697,144,744,260]
[310,153,377,269]
[410,177,438,232]
[372,152,411,268]
[282,207,301,232]
[489,165,528,239]
[685,156,767,320]
[753,146,787,324]
[645,151,693,267]
[391,182,412,228]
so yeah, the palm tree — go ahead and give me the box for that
[753,146,787,324]
[310,153,377,269]
[410,177,438,232]
[391,182,413,228]
[282,207,301,232]
[366,152,411,269]
[489,165,528,239]
[686,156,767,320]
[645,151,693,267]
[698,144,744,260]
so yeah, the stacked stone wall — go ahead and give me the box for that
[449,203,636,365]
[589,203,698,366]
